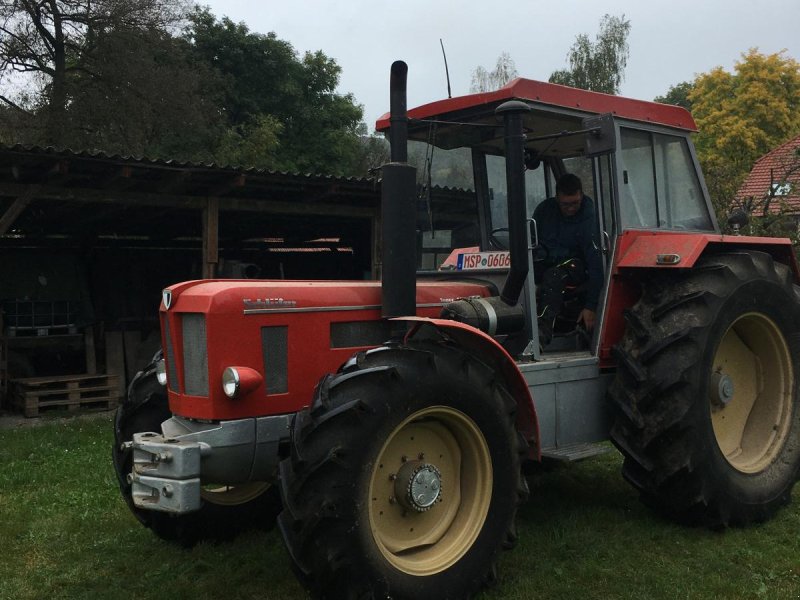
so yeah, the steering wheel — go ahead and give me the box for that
[532,243,549,263]
[489,227,509,250]
[490,227,550,264]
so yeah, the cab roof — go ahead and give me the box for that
[376,77,696,156]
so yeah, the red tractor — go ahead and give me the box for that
[113,62,800,598]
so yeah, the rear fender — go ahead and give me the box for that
[600,231,800,367]
[397,316,540,461]
[614,230,800,279]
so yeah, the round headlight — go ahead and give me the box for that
[155,359,168,386]
[222,367,240,398]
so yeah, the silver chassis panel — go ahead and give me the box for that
[520,352,613,452]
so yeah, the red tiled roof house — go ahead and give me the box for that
[736,135,800,216]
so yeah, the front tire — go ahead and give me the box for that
[610,251,800,526]
[278,339,526,599]
[112,358,280,545]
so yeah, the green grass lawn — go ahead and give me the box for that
[1,415,799,600]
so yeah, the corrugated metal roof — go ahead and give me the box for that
[0,143,376,185]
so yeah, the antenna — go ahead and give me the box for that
[439,39,452,99]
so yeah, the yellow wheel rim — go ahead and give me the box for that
[200,482,271,506]
[710,313,794,473]
[368,406,493,576]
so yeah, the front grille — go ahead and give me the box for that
[182,313,209,396]
[261,326,288,394]
[163,316,180,392]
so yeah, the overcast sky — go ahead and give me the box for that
[199,0,798,131]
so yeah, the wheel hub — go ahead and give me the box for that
[710,371,735,407]
[395,462,442,512]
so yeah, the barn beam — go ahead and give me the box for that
[0,185,40,235]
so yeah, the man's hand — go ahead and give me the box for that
[578,308,596,332]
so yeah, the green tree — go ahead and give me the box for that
[63,28,225,159]
[654,81,695,111]
[470,52,518,93]
[0,4,375,175]
[185,9,367,175]
[688,49,800,225]
[549,14,631,94]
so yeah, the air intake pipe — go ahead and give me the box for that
[380,61,418,321]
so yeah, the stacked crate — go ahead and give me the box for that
[3,299,78,337]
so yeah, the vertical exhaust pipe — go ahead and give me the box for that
[497,100,531,306]
[381,61,417,320]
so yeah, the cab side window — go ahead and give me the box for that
[619,128,713,231]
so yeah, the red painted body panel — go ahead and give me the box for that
[598,230,800,367]
[376,78,696,131]
[615,230,796,269]
[161,280,493,421]
[400,317,541,460]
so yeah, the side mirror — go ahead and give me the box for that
[582,113,616,156]
[524,149,541,171]
[727,209,749,235]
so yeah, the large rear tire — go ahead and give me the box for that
[610,251,800,526]
[112,357,280,545]
[278,339,526,599]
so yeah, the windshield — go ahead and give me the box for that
[408,141,480,270]
[487,155,553,232]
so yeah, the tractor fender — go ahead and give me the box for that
[615,230,800,280]
[600,231,800,367]
[397,316,541,460]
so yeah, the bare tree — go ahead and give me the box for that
[0,0,188,144]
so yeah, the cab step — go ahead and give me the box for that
[540,442,613,462]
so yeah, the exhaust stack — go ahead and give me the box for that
[381,61,417,320]
[497,100,532,306]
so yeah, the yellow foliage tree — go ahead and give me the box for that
[688,49,800,218]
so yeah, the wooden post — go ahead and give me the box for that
[371,213,381,280]
[104,331,126,399]
[84,325,96,375]
[0,313,6,407]
[202,196,219,279]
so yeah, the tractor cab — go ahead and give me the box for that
[377,76,718,360]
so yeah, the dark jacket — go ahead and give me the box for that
[532,195,603,311]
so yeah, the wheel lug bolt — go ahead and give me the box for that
[389,474,397,481]
[401,455,408,463]
[418,452,425,460]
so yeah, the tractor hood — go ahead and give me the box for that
[160,279,493,316]
[157,279,496,420]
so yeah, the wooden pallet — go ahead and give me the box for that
[10,373,121,417]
